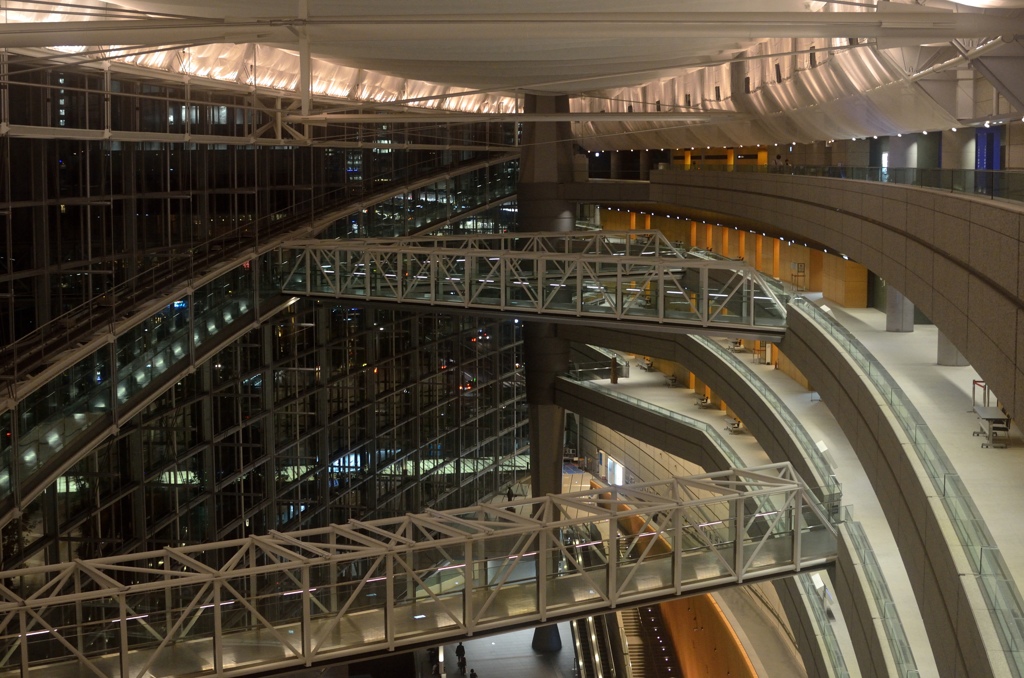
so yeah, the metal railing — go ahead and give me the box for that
[691,335,841,512]
[791,297,1024,676]
[561,378,850,677]
[842,509,919,677]
[0,464,834,678]
[668,163,1024,204]
[277,230,789,334]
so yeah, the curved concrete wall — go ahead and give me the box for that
[555,327,900,676]
[557,378,728,473]
[555,325,824,491]
[782,306,1001,678]
[565,327,917,675]
[644,170,1024,430]
[555,377,832,677]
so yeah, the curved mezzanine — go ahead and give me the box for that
[567,169,1024,677]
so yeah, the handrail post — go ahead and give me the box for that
[793,489,803,569]
[385,552,395,649]
[302,566,312,662]
[464,539,474,634]
[608,494,618,607]
[732,491,745,582]
[537,506,549,620]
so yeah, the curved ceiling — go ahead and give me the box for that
[0,0,1021,149]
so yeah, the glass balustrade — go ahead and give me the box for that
[792,297,1024,674]
[680,163,1024,204]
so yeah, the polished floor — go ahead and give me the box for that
[417,624,578,678]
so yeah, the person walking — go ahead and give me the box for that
[506,486,514,502]
[455,641,466,674]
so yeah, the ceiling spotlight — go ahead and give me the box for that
[873,136,877,139]
[985,121,991,128]
[922,130,928,135]
[952,127,957,132]
[897,133,902,137]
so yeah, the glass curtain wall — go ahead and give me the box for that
[0,58,526,571]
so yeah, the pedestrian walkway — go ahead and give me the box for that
[420,298,1012,678]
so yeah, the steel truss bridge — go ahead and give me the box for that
[0,464,834,678]
[277,230,789,336]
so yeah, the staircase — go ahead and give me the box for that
[619,607,647,678]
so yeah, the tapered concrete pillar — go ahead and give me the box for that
[885,288,914,332]
[519,93,575,233]
[524,323,569,498]
[531,624,563,652]
[519,94,574,651]
[518,93,574,501]
[937,331,970,366]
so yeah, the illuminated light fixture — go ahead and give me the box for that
[897,133,902,137]
[923,130,928,135]
[952,127,957,132]
[873,136,877,139]
[985,121,991,128]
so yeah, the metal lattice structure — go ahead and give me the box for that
[0,463,834,678]
[277,231,789,335]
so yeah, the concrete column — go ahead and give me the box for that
[638,150,651,180]
[937,331,970,366]
[523,323,568,500]
[609,151,623,180]
[519,95,572,652]
[885,288,914,332]
[518,94,574,498]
